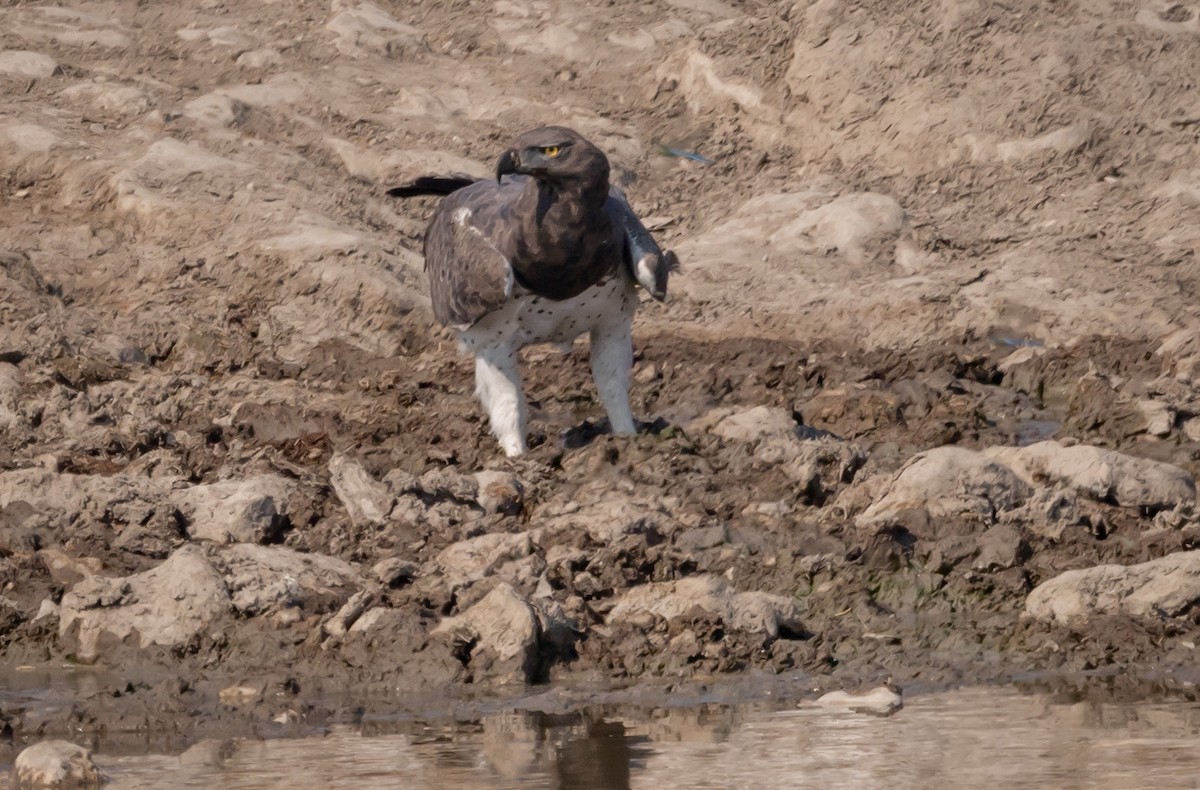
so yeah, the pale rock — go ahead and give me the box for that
[322,589,376,639]
[530,596,578,655]
[985,440,1196,511]
[473,470,524,515]
[813,684,903,716]
[59,545,230,663]
[182,94,248,127]
[59,83,151,116]
[236,48,281,68]
[347,606,391,634]
[689,404,794,443]
[0,361,20,429]
[218,684,260,706]
[219,544,361,616]
[35,598,59,621]
[2,123,58,153]
[0,50,59,79]
[37,548,102,586]
[771,192,908,266]
[326,1,425,58]
[206,26,257,53]
[328,454,393,527]
[606,575,803,639]
[172,475,295,543]
[994,123,1093,162]
[433,582,539,683]
[372,556,417,586]
[435,531,533,590]
[1026,550,1200,623]
[1136,399,1175,437]
[857,446,1033,532]
[537,491,668,545]
[328,138,486,184]
[10,740,100,789]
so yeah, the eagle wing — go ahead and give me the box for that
[422,179,525,328]
[605,187,680,301]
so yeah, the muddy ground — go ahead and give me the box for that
[2,0,1200,759]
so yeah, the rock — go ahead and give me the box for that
[219,544,361,616]
[767,436,868,500]
[0,361,20,430]
[218,684,260,707]
[985,440,1196,511]
[236,48,280,68]
[689,405,795,443]
[435,531,533,590]
[0,51,59,79]
[0,468,163,531]
[857,446,1033,534]
[322,589,376,639]
[536,491,669,545]
[59,545,229,663]
[37,548,102,586]
[1009,489,1080,542]
[372,556,417,587]
[606,575,804,639]
[346,606,391,634]
[530,596,578,657]
[972,524,1025,572]
[813,683,903,716]
[172,475,294,543]
[325,1,425,58]
[433,582,539,684]
[59,83,150,116]
[1137,399,1175,437]
[328,454,393,527]
[473,470,525,515]
[675,524,728,553]
[1026,550,1200,623]
[10,740,100,789]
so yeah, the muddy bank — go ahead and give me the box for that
[3,0,1200,762]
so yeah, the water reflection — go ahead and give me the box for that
[12,684,1200,789]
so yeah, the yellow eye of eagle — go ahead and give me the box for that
[540,146,561,157]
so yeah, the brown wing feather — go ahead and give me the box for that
[423,181,520,328]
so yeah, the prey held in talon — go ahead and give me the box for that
[388,126,680,457]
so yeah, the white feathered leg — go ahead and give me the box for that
[473,345,527,456]
[589,314,636,435]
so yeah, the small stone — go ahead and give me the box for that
[218,684,260,707]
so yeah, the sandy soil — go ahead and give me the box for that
[3,0,1200,754]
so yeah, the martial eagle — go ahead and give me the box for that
[387,126,678,457]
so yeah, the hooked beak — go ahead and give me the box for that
[496,149,520,182]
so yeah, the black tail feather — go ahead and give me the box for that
[385,174,478,198]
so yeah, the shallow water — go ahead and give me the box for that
[11,681,1200,790]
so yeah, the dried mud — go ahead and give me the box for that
[2,0,1200,758]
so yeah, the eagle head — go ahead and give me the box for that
[496,126,610,190]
